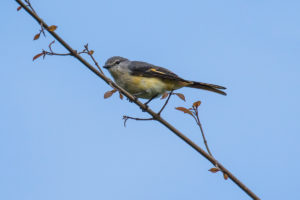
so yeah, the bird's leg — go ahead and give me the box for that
[127,96,138,103]
[127,97,134,103]
[140,94,158,112]
[128,92,144,102]
[144,95,158,106]
[129,92,157,111]
[157,90,174,116]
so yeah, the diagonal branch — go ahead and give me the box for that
[15,1,260,199]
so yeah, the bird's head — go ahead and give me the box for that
[103,56,129,70]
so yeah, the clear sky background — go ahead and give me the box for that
[1,0,300,199]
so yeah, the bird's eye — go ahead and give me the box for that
[115,60,120,65]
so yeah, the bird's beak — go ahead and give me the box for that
[103,65,110,69]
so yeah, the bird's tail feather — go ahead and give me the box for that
[186,81,227,96]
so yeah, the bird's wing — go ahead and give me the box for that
[129,61,188,82]
[128,61,227,95]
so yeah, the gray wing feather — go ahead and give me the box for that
[128,61,187,82]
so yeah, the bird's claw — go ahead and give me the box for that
[127,96,138,103]
[141,104,148,112]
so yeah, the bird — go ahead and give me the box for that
[103,56,226,103]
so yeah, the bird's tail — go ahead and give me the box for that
[185,81,227,96]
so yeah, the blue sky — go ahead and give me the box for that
[1,0,300,199]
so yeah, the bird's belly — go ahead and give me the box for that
[117,76,177,99]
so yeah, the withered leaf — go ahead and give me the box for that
[119,92,123,100]
[193,101,201,108]
[223,172,228,180]
[104,89,117,99]
[175,93,186,101]
[48,25,57,32]
[175,107,193,116]
[17,6,22,11]
[160,93,168,100]
[32,52,44,61]
[33,33,40,40]
[88,50,94,55]
[208,168,220,173]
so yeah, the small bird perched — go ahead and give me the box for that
[104,56,226,102]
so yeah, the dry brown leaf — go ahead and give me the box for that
[104,89,117,99]
[175,93,186,101]
[223,173,228,180]
[193,101,201,108]
[88,50,94,55]
[119,92,123,100]
[33,33,40,40]
[48,25,57,32]
[175,107,193,116]
[160,93,168,99]
[32,52,44,61]
[208,168,220,173]
[17,6,22,11]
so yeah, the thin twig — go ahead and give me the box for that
[43,51,72,56]
[43,40,72,56]
[83,44,104,74]
[123,116,153,127]
[123,90,173,127]
[123,90,174,125]
[15,1,260,199]
[41,40,88,57]
[24,0,36,14]
[48,40,56,53]
[194,108,213,157]
[40,22,46,37]
[25,0,46,37]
